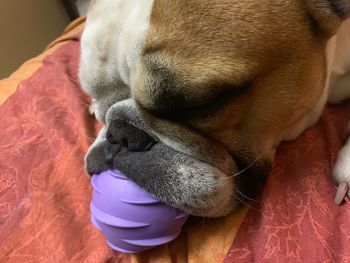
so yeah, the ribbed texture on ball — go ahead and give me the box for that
[90,170,189,253]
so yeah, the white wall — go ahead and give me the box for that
[0,0,70,78]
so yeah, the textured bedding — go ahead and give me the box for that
[0,18,350,263]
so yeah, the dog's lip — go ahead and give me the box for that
[155,131,238,176]
[146,129,238,177]
[165,139,236,175]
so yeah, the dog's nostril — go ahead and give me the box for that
[104,143,121,166]
[106,130,117,144]
[121,137,129,148]
[107,119,157,152]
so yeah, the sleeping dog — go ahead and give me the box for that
[79,0,350,217]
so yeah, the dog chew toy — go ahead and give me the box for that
[90,169,189,254]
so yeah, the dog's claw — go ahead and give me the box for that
[335,182,348,205]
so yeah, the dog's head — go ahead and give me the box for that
[84,0,350,217]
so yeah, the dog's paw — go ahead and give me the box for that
[333,126,350,205]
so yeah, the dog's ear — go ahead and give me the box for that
[305,0,350,35]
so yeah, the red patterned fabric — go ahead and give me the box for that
[0,36,129,263]
[224,103,350,262]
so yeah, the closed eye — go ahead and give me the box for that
[214,79,252,100]
[170,79,253,121]
[140,57,253,120]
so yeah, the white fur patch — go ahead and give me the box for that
[79,0,154,92]
[334,134,350,183]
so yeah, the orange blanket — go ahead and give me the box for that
[0,19,349,262]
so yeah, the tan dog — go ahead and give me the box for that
[79,0,350,217]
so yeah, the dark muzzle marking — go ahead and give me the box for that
[107,119,157,152]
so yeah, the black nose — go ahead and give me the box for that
[106,119,156,152]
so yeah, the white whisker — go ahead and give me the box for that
[221,153,263,181]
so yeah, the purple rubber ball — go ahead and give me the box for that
[90,169,189,254]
